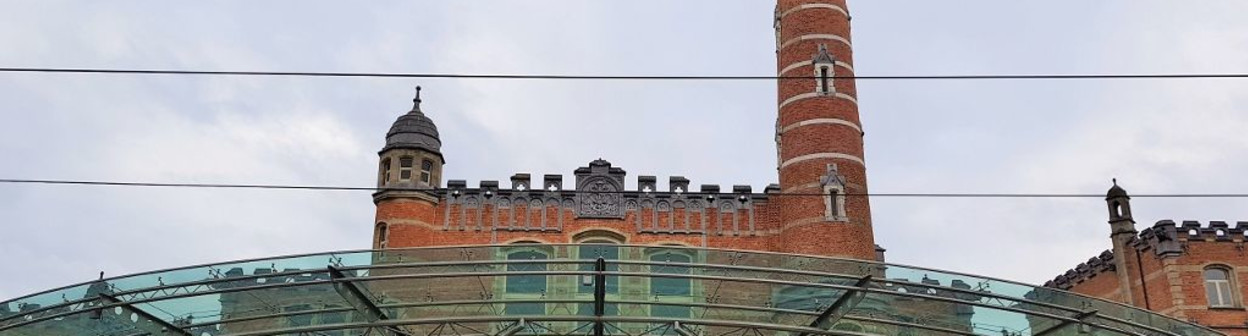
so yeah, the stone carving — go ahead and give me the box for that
[578,177,622,218]
[574,159,627,219]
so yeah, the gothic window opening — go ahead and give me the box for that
[1204,266,1237,308]
[399,157,414,181]
[380,158,392,185]
[420,159,433,184]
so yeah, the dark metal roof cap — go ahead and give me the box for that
[383,86,441,153]
[1106,178,1129,200]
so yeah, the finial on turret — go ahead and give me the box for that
[1113,178,1118,186]
[411,86,423,112]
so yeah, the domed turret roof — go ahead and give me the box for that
[383,86,442,154]
[1106,179,1129,199]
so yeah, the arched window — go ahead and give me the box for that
[376,223,389,248]
[575,233,622,316]
[380,158,392,185]
[1204,266,1237,308]
[420,159,434,184]
[650,249,692,319]
[505,248,548,315]
[399,157,414,181]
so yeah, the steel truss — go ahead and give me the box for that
[0,249,1214,336]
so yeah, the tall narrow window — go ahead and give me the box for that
[650,251,692,321]
[505,249,548,315]
[1205,267,1237,307]
[819,66,831,94]
[825,186,847,221]
[399,157,414,181]
[376,223,389,248]
[577,240,620,316]
[380,158,392,185]
[420,159,433,184]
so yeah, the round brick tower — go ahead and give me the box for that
[774,0,875,259]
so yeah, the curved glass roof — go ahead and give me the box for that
[0,245,1219,336]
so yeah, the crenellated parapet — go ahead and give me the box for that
[433,159,778,236]
[1045,220,1248,289]
[1044,250,1116,290]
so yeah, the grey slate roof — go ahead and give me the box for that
[383,87,442,154]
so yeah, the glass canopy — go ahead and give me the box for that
[0,245,1220,336]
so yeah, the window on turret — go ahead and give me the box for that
[399,157,414,180]
[420,159,433,184]
[380,158,392,185]
[1204,266,1238,308]
[376,223,389,248]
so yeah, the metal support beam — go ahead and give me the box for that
[673,321,698,336]
[1031,310,1098,336]
[593,257,607,336]
[328,266,413,336]
[98,293,193,336]
[799,275,872,336]
[497,319,528,336]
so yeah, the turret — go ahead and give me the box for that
[373,86,446,248]
[1106,179,1138,305]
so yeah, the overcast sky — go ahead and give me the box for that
[2,0,1248,300]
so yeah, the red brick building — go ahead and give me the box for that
[372,0,879,261]
[1046,182,1248,334]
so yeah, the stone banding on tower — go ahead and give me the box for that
[775,0,874,259]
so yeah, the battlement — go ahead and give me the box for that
[382,160,787,237]
[1044,250,1116,290]
[1045,220,1248,289]
[1131,220,1248,252]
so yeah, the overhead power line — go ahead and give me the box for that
[3,67,1248,81]
[2,178,1246,198]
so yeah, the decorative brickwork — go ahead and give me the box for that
[374,0,878,262]
[1046,183,1248,335]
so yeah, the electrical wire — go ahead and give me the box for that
[2,178,1245,198]
[3,67,1248,81]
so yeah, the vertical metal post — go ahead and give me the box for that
[593,257,606,336]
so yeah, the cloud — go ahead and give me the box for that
[2,0,1248,300]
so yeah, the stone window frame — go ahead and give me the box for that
[379,158,392,186]
[420,159,434,185]
[398,156,415,181]
[824,184,848,222]
[816,64,834,95]
[1203,265,1240,308]
[375,222,389,248]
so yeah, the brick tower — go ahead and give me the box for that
[774,0,875,259]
